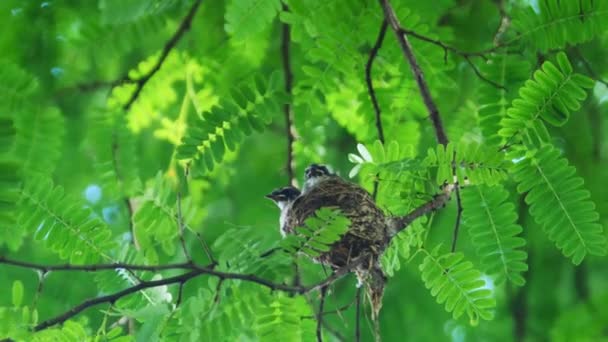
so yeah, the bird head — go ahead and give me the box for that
[304,164,332,180]
[265,186,301,210]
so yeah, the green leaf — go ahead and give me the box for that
[511,146,607,264]
[12,281,23,307]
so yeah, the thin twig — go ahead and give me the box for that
[463,56,506,89]
[450,186,463,252]
[302,298,357,319]
[122,0,202,111]
[379,0,449,146]
[492,0,511,45]
[1,255,366,332]
[396,28,508,89]
[281,2,297,187]
[366,19,388,200]
[192,231,217,266]
[176,192,192,262]
[366,20,388,145]
[355,286,362,342]
[34,270,202,331]
[573,48,608,87]
[317,286,328,342]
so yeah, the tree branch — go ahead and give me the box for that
[316,286,328,342]
[400,28,508,89]
[388,184,454,236]
[281,2,297,187]
[379,0,448,146]
[33,270,203,331]
[122,0,203,111]
[1,254,365,331]
[366,19,388,200]
[366,19,388,145]
[450,186,463,252]
[379,0,465,252]
[65,0,203,108]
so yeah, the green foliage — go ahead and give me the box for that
[256,295,315,341]
[281,207,351,257]
[13,107,65,177]
[499,53,594,145]
[511,0,608,52]
[19,177,116,264]
[424,142,508,186]
[177,72,286,176]
[1,1,607,340]
[225,0,281,40]
[0,115,22,250]
[477,54,531,146]
[511,145,606,264]
[419,247,496,325]
[461,185,527,286]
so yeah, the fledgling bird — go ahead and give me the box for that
[265,186,301,237]
[287,164,388,320]
[302,163,332,194]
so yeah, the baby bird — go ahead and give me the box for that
[302,163,332,194]
[265,186,301,237]
[288,164,388,320]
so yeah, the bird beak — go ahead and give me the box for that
[265,193,276,200]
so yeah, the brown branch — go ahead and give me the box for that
[379,0,466,254]
[450,186,463,252]
[492,0,511,45]
[1,254,365,332]
[122,0,202,111]
[463,56,506,90]
[400,28,509,89]
[379,0,448,146]
[282,2,296,187]
[366,19,388,145]
[191,230,217,266]
[62,0,203,106]
[366,19,388,201]
[388,188,452,235]
[33,270,202,331]
[0,257,195,272]
[317,286,328,342]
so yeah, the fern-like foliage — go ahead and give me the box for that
[511,0,608,51]
[214,227,291,280]
[511,145,607,264]
[461,185,528,286]
[0,115,22,250]
[99,0,184,25]
[424,142,508,186]
[477,54,531,146]
[381,220,425,277]
[13,107,65,177]
[499,52,594,145]
[281,207,351,258]
[419,247,495,325]
[19,177,116,264]
[225,0,281,40]
[133,173,183,262]
[256,295,315,341]
[177,72,286,176]
[165,284,271,341]
[0,61,39,112]
[86,111,142,199]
